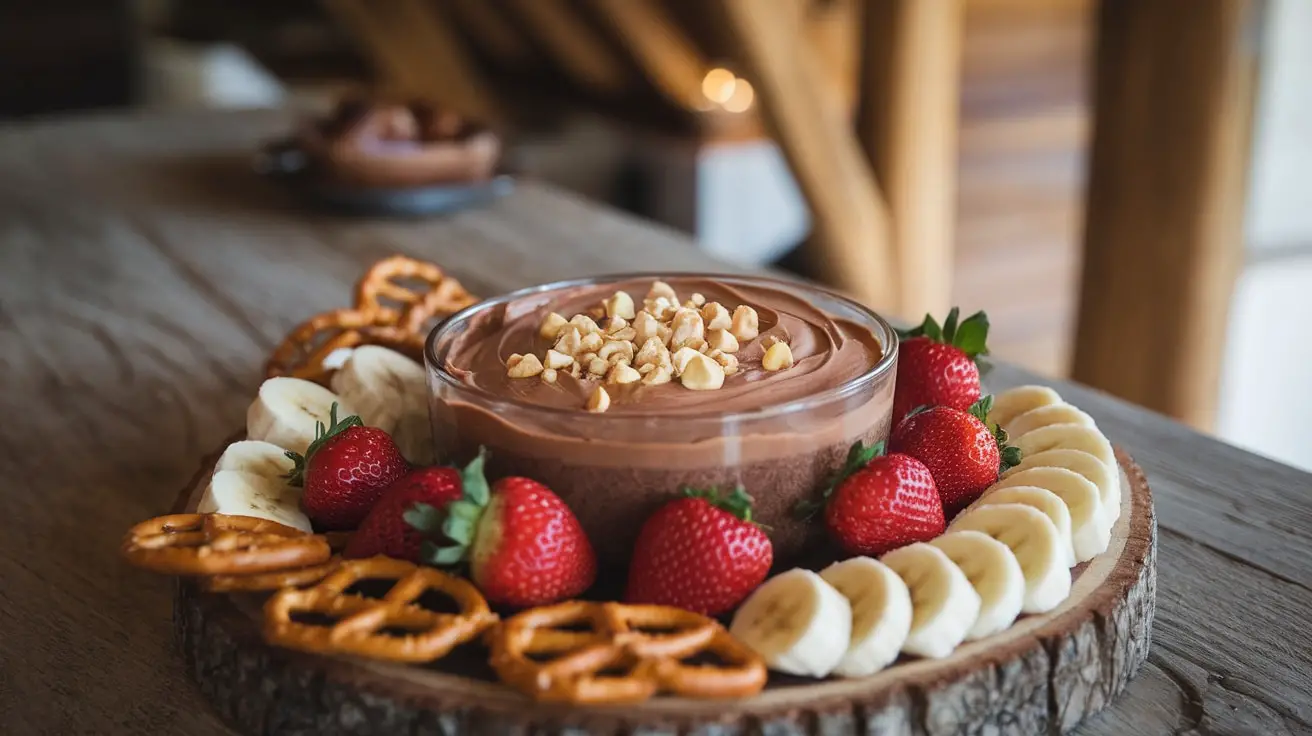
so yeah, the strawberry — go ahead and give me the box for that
[425,449,595,608]
[797,442,945,557]
[890,396,1021,515]
[342,463,470,561]
[625,486,773,616]
[893,308,990,422]
[287,404,411,530]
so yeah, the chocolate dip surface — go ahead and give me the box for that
[443,277,884,415]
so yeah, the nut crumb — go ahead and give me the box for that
[730,305,759,342]
[706,328,739,353]
[586,385,611,412]
[544,349,575,370]
[507,353,544,378]
[679,352,726,390]
[604,291,636,320]
[539,312,569,340]
[541,367,558,384]
[608,363,641,384]
[762,341,794,371]
[701,302,732,331]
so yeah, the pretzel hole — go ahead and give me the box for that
[545,620,597,634]
[594,662,641,679]
[343,578,398,599]
[378,624,434,637]
[678,649,734,668]
[413,589,465,615]
[291,610,343,628]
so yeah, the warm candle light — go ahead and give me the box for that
[701,68,737,104]
[722,79,754,113]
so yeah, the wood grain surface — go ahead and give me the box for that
[2,109,1311,735]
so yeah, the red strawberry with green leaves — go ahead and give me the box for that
[288,404,410,530]
[893,308,990,422]
[343,462,473,561]
[890,396,1021,515]
[424,449,596,608]
[796,442,945,557]
[625,486,773,616]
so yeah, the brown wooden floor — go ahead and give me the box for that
[954,0,1090,377]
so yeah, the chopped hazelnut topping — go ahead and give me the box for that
[607,363,641,384]
[570,314,602,335]
[647,296,677,321]
[760,334,785,349]
[634,337,666,367]
[670,346,703,375]
[544,349,575,370]
[565,362,582,378]
[598,339,635,364]
[641,365,673,385]
[709,349,740,376]
[610,326,637,342]
[587,356,609,376]
[579,331,604,354]
[679,352,726,390]
[586,385,611,412]
[632,311,661,344]
[706,328,739,353]
[647,281,678,304]
[656,323,673,345]
[730,305,759,342]
[578,351,599,366]
[701,302,732,331]
[541,367,558,384]
[689,293,706,307]
[554,325,583,356]
[605,316,629,333]
[539,312,569,340]
[507,353,544,378]
[604,291,636,320]
[762,341,794,371]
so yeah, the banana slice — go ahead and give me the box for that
[730,568,852,677]
[880,543,980,659]
[929,531,1025,640]
[988,385,1062,428]
[949,503,1070,614]
[992,467,1109,562]
[819,557,913,677]
[214,439,294,478]
[198,469,311,532]
[330,346,434,465]
[1012,424,1118,518]
[1002,448,1121,524]
[964,485,1076,567]
[246,377,355,456]
[1004,403,1097,438]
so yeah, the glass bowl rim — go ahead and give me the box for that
[424,272,899,421]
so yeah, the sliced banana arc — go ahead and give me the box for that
[929,531,1025,640]
[949,503,1070,614]
[820,557,913,677]
[988,385,1063,428]
[880,543,980,659]
[331,345,434,465]
[1012,424,1120,520]
[214,439,295,478]
[967,485,1076,567]
[247,377,354,456]
[199,469,312,532]
[1004,403,1097,438]
[730,568,852,677]
[1002,448,1121,523]
[992,467,1110,562]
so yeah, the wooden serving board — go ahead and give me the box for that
[172,445,1155,736]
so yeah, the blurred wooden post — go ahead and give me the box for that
[588,0,707,109]
[718,0,898,313]
[1072,0,1259,429]
[856,0,963,320]
[321,0,501,122]
[507,0,629,95]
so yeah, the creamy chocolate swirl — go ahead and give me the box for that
[443,277,883,414]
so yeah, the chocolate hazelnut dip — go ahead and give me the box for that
[427,275,897,575]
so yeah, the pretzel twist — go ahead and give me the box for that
[263,557,497,663]
[264,255,478,384]
[489,601,767,704]
[121,514,332,576]
[201,532,352,593]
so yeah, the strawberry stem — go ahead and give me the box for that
[793,440,885,520]
[418,447,492,568]
[681,484,760,525]
[970,396,1023,473]
[282,402,363,487]
[898,307,992,367]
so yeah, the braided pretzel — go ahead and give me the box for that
[201,531,353,593]
[263,557,497,663]
[264,256,478,384]
[489,601,768,704]
[121,514,331,576]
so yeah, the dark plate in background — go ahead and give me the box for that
[255,139,514,217]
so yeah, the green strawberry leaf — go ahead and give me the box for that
[1000,444,1023,474]
[283,402,364,487]
[968,396,993,424]
[793,440,885,521]
[941,307,961,344]
[682,484,761,526]
[971,397,1022,473]
[402,502,444,534]
[903,404,934,421]
[951,311,990,359]
[421,540,468,567]
[459,447,490,506]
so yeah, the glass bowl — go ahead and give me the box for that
[425,274,898,575]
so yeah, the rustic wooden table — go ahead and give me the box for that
[2,110,1309,735]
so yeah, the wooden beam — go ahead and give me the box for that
[586,0,707,109]
[321,0,502,122]
[856,0,963,320]
[1072,0,1259,429]
[506,0,629,95]
[717,0,898,313]
[444,0,533,67]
